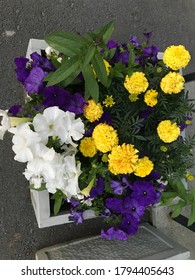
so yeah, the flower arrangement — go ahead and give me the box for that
[1,22,195,240]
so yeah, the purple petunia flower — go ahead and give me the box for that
[14,57,30,84]
[69,211,83,224]
[110,176,131,195]
[105,198,123,214]
[120,214,139,235]
[131,181,159,207]
[130,35,140,47]
[8,105,22,116]
[140,106,154,118]
[90,177,105,198]
[100,208,112,218]
[24,66,47,94]
[101,227,128,240]
[121,198,145,221]
[139,45,160,65]
[30,52,56,72]
[64,92,87,115]
[145,170,161,181]
[143,31,153,42]
[115,50,129,65]
[42,85,71,108]
[107,39,118,49]
[68,198,80,208]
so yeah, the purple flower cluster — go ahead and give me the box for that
[101,178,160,240]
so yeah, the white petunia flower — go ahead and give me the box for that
[0,109,11,140]
[23,144,62,186]
[33,106,85,146]
[45,46,59,57]
[9,122,41,162]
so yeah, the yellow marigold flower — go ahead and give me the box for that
[103,95,115,107]
[157,120,180,143]
[144,89,158,107]
[108,143,139,175]
[163,45,191,70]
[160,146,168,152]
[186,172,194,181]
[92,123,118,153]
[124,72,149,95]
[79,137,97,157]
[84,99,103,122]
[134,156,154,177]
[160,72,185,94]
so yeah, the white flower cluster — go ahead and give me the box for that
[8,106,85,199]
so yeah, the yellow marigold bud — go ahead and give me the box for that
[157,120,180,143]
[108,143,139,175]
[186,172,194,181]
[129,94,139,102]
[79,137,97,157]
[163,45,191,70]
[134,156,154,177]
[102,154,108,162]
[124,72,149,95]
[92,123,118,153]
[84,99,103,122]
[160,146,168,152]
[144,89,158,107]
[103,95,115,107]
[160,72,185,94]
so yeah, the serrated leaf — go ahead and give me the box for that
[92,53,108,87]
[83,45,96,67]
[82,64,99,102]
[46,56,81,86]
[44,32,84,56]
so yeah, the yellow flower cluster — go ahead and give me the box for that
[103,95,115,107]
[163,45,191,70]
[79,137,97,157]
[160,72,185,94]
[92,123,118,153]
[124,72,149,95]
[108,143,139,175]
[144,89,158,107]
[84,99,103,122]
[134,157,154,177]
[157,120,180,143]
[185,172,194,181]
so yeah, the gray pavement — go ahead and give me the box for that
[0,0,195,259]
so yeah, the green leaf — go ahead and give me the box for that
[188,203,195,226]
[168,178,187,200]
[92,53,108,87]
[82,64,99,102]
[59,68,82,87]
[44,32,84,56]
[46,56,81,86]
[83,45,96,67]
[28,183,46,191]
[51,190,66,216]
[96,21,115,44]
[170,200,186,218]
[160,191,178,204]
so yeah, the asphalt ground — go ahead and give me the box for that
[0,0,195,259]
